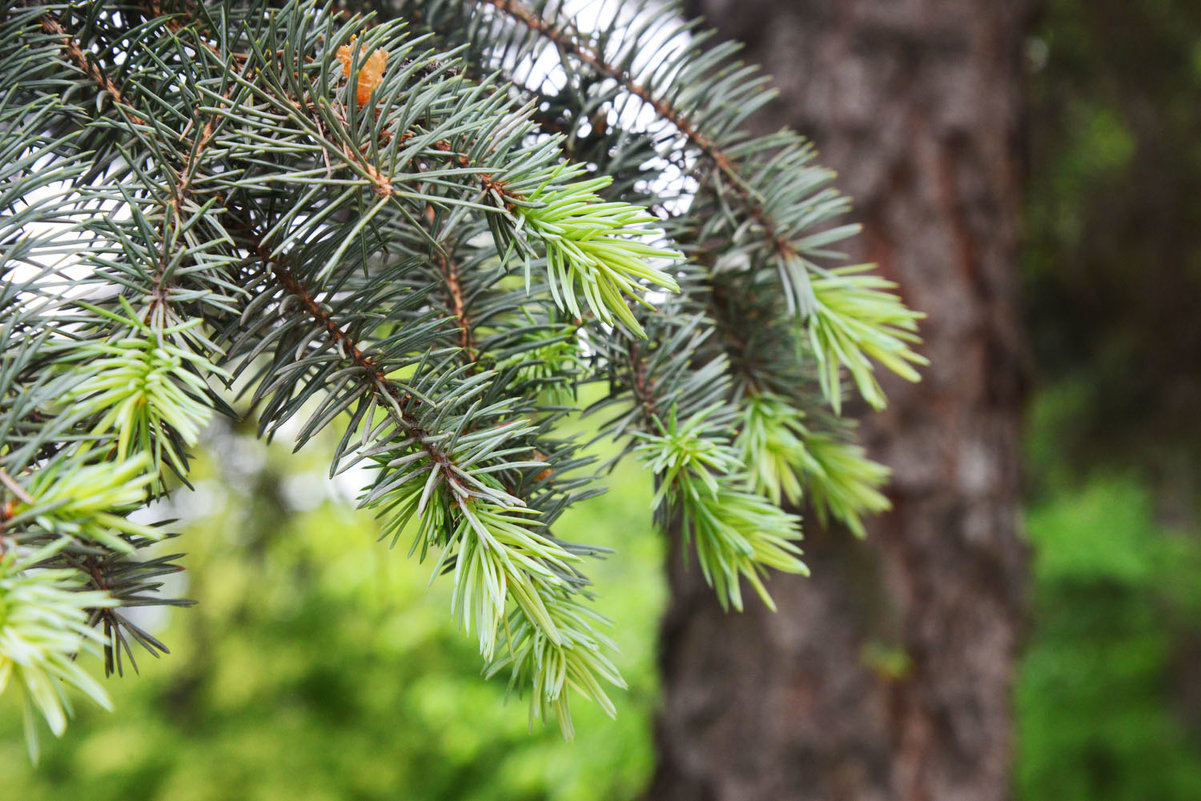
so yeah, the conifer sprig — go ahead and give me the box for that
[736,393,891,537]
[632,405,807,611]
[402,0,920,554]
[0,543,118,764]
[60,303,222,480]
[507,170,680,335]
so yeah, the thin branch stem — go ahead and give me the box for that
[626,340,660,425]
[0,467,34,506]
[40,13,147,127]
[222,212,509,505]
[437,248,478,364]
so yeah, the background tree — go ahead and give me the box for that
[0,0,919,765]
[648,3,1030,800]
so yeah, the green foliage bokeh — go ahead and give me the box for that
[1017,391,1201,801]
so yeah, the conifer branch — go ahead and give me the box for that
[472,0,799,268]
[1,0,922,753]
[477,0,755,199]
[416,0,925,407]
[226,214,460,474]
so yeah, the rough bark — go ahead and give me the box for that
[649,3,1031,800]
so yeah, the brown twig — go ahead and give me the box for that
[223,215,469,481]
[0,467,34,506]
[40,14,147,127]
[437,247,478,363]
[626,340,659,424]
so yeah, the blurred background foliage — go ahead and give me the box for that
[1,411,666,801]
[1018,0,1201,798]
[7,0,1201,798]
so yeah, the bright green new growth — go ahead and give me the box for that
[22,456,162,552]
[635,407,808,611]
[0,297,223,749]
[488,593,625,740]
[799,431,893,538]
[737,393,891,537]
[61,303,221,479]
[738,394,809,506]
[0,0,922,755]
[449,499,574,657]
[0,544,117,763]
[515,172,680,336]
[634,406,742,509]
[809,266,928,413]
[684,485,809,612]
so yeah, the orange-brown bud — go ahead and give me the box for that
[532,450,552,483]
[336,38,388,107]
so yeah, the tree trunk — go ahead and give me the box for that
[649,3,1030,800]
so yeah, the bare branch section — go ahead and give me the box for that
[438,249,478,361]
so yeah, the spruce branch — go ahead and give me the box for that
[631,404,807,612]
[24,0,624,736]
[1,0,928,753]
[1,3,233,754]
[187,5,683,329]
[596,322,809,610]
[222,208,622,733]
[37,12,147,128]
